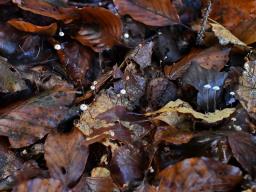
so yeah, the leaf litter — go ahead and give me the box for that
[0,0,256,191]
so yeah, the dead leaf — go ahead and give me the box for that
[72,175,117,192]
[146,99,236,124]
[76,92,115,136]
[7,19,57,36]
[228,131,256,177]
[158,157,242,192]
[110,144,148,186]
[0,87,75,148]
[236,59,256,121]
[128,41,154,69]
[45,129,88,187]
[210,21,248,47]
[0,58,27,93]
[74,7,122,52]
[134,181,157,192]
[114,0,180,26]
[13,178,65,192]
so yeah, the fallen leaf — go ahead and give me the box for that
[228,131,256,177]
[0,87,75,148]
[72,175,117,192]
[45,129,88,187]
[146,99,236,124]
[110,144,148,186]
[0,58,27,93]
[158,157,242,192]
[134,181,157,192]
[74,7,122,52]
[13,178,65,192]
[236,59,256,121]
[114,0,180,26]
[128,41,154,69]
[53,40,94,87]
[7,19,57,35]
[76,92,115,136]
[210,21,248,47]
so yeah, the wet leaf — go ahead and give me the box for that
[0,87,75,148]
[13,178,66,192]
[73,175,117,192]
[158,157,242,192]
[110,144,148,186]
[53,40,94,87]
[114,0,180,26]
[74,7,122,52]
[0,58,27,93]
[146,99,235,124]
[228,131,256,177]
[45,129,88,187]
[7,19,57,35]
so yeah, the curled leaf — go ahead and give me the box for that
[7,19,57,35]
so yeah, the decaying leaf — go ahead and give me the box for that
[45,129,88,187]
[236,59,256,121]
[0,57,27,93]
[114,0,180,26]
[146,99,235,124]
[158,157,242,192]
[13,178,66,192]
[228,131,256,177]
[76,92,115,136]
[7,19,57,36]
[210,21,248,47]
[0,87,75,148]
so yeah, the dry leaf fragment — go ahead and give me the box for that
[114,0,180,26]
[146,99,235,124]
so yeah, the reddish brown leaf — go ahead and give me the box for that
[74,7,122,52]
[110,145,148,186]
[13,178,66,192]
[114,0,180,26]
[73,175,117,192]
[54,40,94,87]
[44,129,89,187]
[0,87,75,148]
[158,157,242,192]
[7,19,57,36]
[228,131,256,177]
[12,0,75,22]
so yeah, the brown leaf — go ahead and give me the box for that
[228,131,256,177]
[0,137,23,180]
[158,157,242,192]
[73,175,117,192]
[110,145,148,186]
[12,0,75,22]
[134,181,157,192]
[13,178,66,192]
[0,87,75,148]
[45,129,88,187]
[114,0,180,26]
[74,7,122,52]
[0,58,27,93]
[7,19,57,36]
[53,40,94,87]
